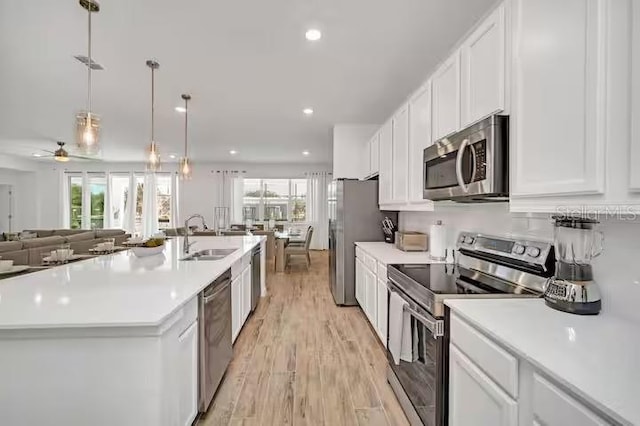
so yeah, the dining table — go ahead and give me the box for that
[274,231,304,272]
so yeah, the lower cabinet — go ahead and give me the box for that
[450,312,611,426]
[232,261,253,343]
[355,258,366,308]
[355,247,388,347]
[376,277,388,348]
[364,267,377,327]
[176,320,199,426]
[449,344,518,426]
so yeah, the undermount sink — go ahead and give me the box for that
[180,248,237,261]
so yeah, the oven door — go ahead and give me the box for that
[386,281,446,426]
[423,117,505,201]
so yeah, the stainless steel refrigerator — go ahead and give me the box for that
[329,179,397,306]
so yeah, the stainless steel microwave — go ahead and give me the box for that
[423,115,508,202]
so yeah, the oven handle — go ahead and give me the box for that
[455,138,476,193]
[387,282,444,338]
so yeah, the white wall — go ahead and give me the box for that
[400,206,640,322]
[332,124,378,179]
[31,161,332,230]
[0,168,38,232]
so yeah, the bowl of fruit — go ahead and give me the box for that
[130,238,166,258]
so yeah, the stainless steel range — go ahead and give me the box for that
[386,232,555,426]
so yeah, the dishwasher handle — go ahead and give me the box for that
[203,279,231,304]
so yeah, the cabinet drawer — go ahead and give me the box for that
[533,374,608,426]
[450,313,518,399]
[355,246,364,260]
[364,254,377,272]
[377,262,387,281]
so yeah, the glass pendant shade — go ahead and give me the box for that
[75,112,100,155]
[146,142,161,172]
[179,157,192,180]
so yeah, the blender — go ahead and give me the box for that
[544,216,603,315]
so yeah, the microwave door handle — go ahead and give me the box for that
[456,138,470,193]
[469,143,477,183]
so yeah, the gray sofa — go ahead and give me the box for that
[0,229,130,266]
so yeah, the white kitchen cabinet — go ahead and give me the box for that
[432,51,461,141]
[379,119,393,205]
[449,344,518,426]
[532,374,608,426]
[461,3,506,126]
[231,275,241,342]
[391,104,409,204]
[364,267,377,327]
[376,277,388,348]
[631,2,640,190]
[241,265,252,325]
[355,257,366,308]
[408,82,434,206]
[510,0,607,197]
[176,320,198,426]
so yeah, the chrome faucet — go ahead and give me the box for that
[184,214,208,253]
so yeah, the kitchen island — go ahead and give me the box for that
[0,235,265,426]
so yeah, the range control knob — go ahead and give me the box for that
[464,236,475,244]
[526,246,541,258]
[513,244,526,255]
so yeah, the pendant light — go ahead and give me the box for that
[145,59,161,172]
[179,94,192,180]
[75,0,101,155]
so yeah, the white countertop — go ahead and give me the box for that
[355,241,446,265]
[445,298,640,426]
[0,236,264,330]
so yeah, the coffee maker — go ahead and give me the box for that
[544,216,603,315]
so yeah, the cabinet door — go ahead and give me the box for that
[392,104,409,203]
[449,345,518,426]
[511,0,606,196]
[632,2,640,190]
[379,119,394,204]
[432,52,461,141]
[408,83,433,203]
[231,277,241,342]
[355,258,365,308]
[461,4,505,126]
[532,374,608,426]
[371,133,380,176]
[364,268,377,327]
[241,266,252,325]
[376,278,388,347]
[177,320,199,426]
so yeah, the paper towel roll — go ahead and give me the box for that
[430,220,446,260]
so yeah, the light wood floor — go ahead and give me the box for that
[197,251,409,426]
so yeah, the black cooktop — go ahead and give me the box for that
[390,264,461,294]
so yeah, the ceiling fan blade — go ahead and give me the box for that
[68,154,104,161]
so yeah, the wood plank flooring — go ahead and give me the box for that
[197,251,409,426]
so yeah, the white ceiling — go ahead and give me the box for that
[0,0,496,164]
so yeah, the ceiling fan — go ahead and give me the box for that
[38,141,103,162]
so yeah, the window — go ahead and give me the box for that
[88,174,106,229]
[328,180,337,220]
[69,175,83,229]
[241,178,308,223]
[156,174,172,229]
[109,174,131,229]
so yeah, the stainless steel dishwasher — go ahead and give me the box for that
[198,269,232,413]
[251,245,262,311]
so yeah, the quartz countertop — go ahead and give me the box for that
[445,298,640,426]
[355,241,447,265]
[0,236,264,330]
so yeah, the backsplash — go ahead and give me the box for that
[400,205,640,322]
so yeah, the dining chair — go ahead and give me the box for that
[284,226,314,270]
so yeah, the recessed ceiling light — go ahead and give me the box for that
[168,154,177,159]
[303,108,314,116]
[229,150,238,155]
[32,153,43,157]
[305,29,322,41]
[302,150,310,156]
[175,106,186,113]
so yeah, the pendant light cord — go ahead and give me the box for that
[184,97,188,157]
[151,66,155,143]
[87,4,92,115]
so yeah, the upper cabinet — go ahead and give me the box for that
[391,104,409,204]
[378,119,394,205]
[408,82,434,205]
[631,2,640,191]
[510,0,607,198]
[461,4,506,127]
[432,52,461,141]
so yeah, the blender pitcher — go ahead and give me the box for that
[552,216,604,281]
